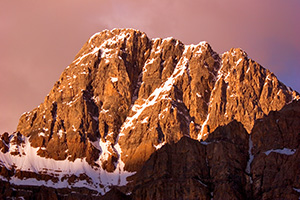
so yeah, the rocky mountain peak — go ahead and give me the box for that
[1,28,299,199]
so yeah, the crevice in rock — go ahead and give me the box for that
[30,111,37,127]
[131,70,143,105]
[93,49,101,69]
[49,102,57,141]
[156,123,165,143]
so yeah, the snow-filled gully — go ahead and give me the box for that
[0,137,135,195]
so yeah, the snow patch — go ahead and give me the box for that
[100,109,109,113]
[111,77,118,83]
[57,130,64,138]
[38,132,46,137]
[198,114,210,140]
[0,136,135,195]
[153,141,166,150]
[72,125,77,132]
[246,135,254,183]
[246,66,251,74]
[200,141,211,145]
[92,96,100,103]
[236,58,243,66]
[144,58,156,70]
[199,41,208,46]
[141,117,149,124]
[88,32,101,44]
[99,140,112,161]
[264,148,296,156]
[196,93,202,98]
[73,32,128,65]
[196,179,208,187]
[162,37,173,42]
[92,116,99,121]
[293,188,300,193]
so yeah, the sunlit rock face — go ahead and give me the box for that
[1,28,299,199]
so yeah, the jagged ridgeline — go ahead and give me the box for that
[1,28,300,199]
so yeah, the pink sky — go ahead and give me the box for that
[1,0,299,133]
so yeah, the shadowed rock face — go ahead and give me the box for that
[251,100,300,200]
[0,28,300,199]
[130,101,300,200]
[131,121,249,200]
[131,136,210,200]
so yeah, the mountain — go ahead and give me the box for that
[0,28,299,199]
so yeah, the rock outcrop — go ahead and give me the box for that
[131,121,249,200]
[251,100,300,199]
[204,48,298,135]
[0,180,102,200]
[0,28,299,199]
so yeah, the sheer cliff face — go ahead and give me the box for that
[15,28,298,170]
[0,29,300,199]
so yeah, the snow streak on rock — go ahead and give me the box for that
[246,135,253,183]
[264,148,296,156]
[120,44,191,135]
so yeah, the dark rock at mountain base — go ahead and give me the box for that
[0,180,104,200]
[131,136,210,200]
[130,121,251,200]
[251,100,300,200]
[205,121,249,200]
[99,188,131,200]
